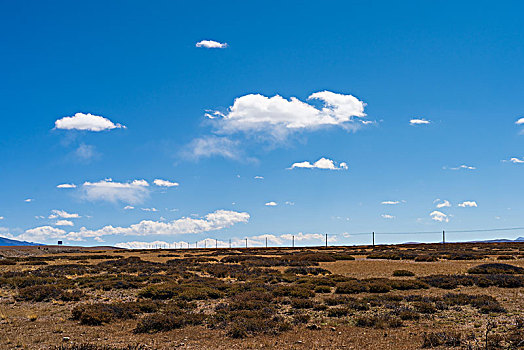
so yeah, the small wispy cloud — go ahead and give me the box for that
[254,176,264,180]
[48,210,80,219]
[153,179,179,187]
[502,157,524,164]
[141,207,158,212]
[430,210,449,222]
[409,118,431,125]
[265,201,277,206]
[381,200,400,205]
[381,214,395,219]
[435,199,451,209]
[458,201,477,208]
[445,164,476,170]
[57,183,77,189]
[195,40,228,49]
[290,158,348,170]
[24,198,33,203]
[55,220,74,226]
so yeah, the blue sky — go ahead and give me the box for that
[1,0,524,247]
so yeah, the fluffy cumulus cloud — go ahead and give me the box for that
[195,40,228,49]
[66,210,249,242]
[57,183,77,189]
[409,118,431,125]
[515,118,524,125]
[265,201,277,206]
[430,210,449,222]
[82,179,150,204]
[17,210,249,243]
[207,91,367,141]
[55,113,125,132]
[116,232,336,249]
[48,210,80,219]
[458,201,477,208]
[15,226,66,243]
[153,179,179,187]
[290,157,348,170]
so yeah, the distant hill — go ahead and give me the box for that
[403,237,524,245]
[0,236,40,246]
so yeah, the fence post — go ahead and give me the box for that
[325,234,328,247]
[245,238,248,248]
[265,237,268,248]
[442,230,445,245]
[216,239,218,249]
[229,239,231,249]
[372,232,375,247]
[292,235,295,248]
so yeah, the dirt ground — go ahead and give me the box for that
[0,243,523,350]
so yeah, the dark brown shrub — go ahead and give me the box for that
[468,263,524,275]
[392,270,415,277]
[422,331,461,348]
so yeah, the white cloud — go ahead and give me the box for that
[24,198,33,202]
[381,214,395,219]
[55,220,74,226]
[141,207,158,212]
[195,40,228,49]
[381,201,400,205]
[65,209,249,241]
[55,113,125,132]
[503,157,524,164]
[265,201,277,206]
[0,216,3,220]
[409,118,431,125]
[207,91,366,141]
[280,232,335,243]
[290,157,348,170]
[75,144,97,161]
[153,179,179,187]
[285,201,295,206]
[430,210,449,222]
[15,226,66,243]
[184,136,241,160]
[515,118,524,125]
[57,183,77,189]
[124,206,135,210]
[447,165,476,170]
[458,201,477,208]
[435,200,451,209]
[82,179,150,204]
[48,210,80,219]
[254,176,264,179]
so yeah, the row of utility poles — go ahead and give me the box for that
[146,231,447,249]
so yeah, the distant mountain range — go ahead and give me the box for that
[0,236,41,246]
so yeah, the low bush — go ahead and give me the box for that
[392,270,415,277]
[422,331,462,348]
[467,263,524,275]
[134,312,205,333]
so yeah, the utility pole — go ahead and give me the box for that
[442,230,445,245]
[372,232,375,247]
[229,238,231,249]
[325,234,328,247]
[292,235,295,248]
[265,237,268,248]
[195,241,197,249]
[215,239,218,249]
[245,238,248,248]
